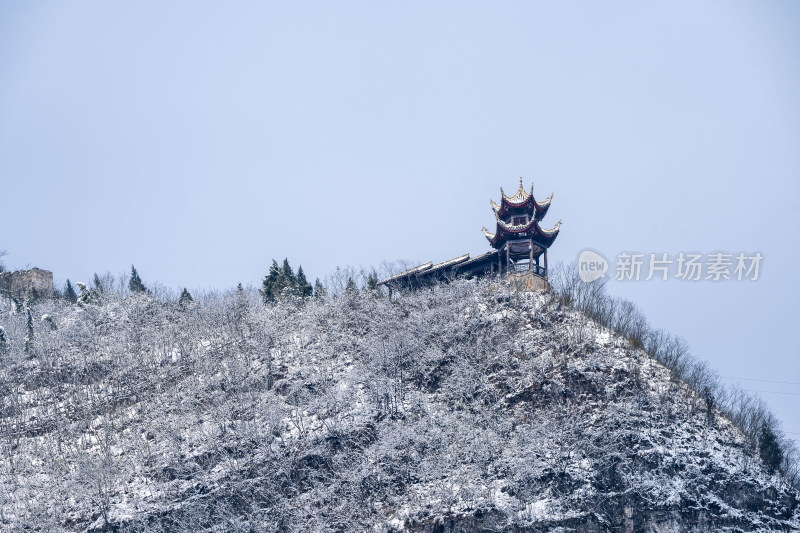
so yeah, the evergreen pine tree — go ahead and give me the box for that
[759,423,783,473]
[179,288,194,307]
[314,278,326,298]
[64,279,78,303]
[93,273,104,293]
[262,260,282,303]
[232,283,249,323]
[76,282,96,305]
[129,265,147,294]
[345,277,358,294]
[366,271,378,291]
[282,258,296,289]
[296,266,313,297]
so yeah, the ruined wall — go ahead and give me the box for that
[0,268,54,299]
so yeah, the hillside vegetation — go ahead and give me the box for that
[0,276,798,531]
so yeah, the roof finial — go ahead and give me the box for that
[519,177,524,191]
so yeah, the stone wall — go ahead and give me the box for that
[0,268,54,299]
[502,271,550,292]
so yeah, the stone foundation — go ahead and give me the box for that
[498,272,550,292]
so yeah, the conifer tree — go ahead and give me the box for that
[345,277,358,294]
[759,424,783,473]
[314,278,326,298]
[76,282,97,305]
[93,273,104,293]
[178,288,194,307]
[282,258,296,288]
[129,265,147,294]
[64,279,78,303]
[366,271,378,292]
[296,266,313,298]
[262,260,282,303]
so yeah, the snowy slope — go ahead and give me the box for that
[0,282,797,531]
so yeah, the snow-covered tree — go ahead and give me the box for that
[261,260,282,303]
[93,272,104,293]
[64,279,78,303]
[345,277,358,294]
[759,423,784,473]
[178,288,194,307]
[313,278,326,298]
[128,265,147,294]
[296,266,313,298]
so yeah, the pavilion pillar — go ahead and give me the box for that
[544,249,548,280]
[505,244,510,277]
[529,238,534,273]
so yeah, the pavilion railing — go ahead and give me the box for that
[509,263,546,277]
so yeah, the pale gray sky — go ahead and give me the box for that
[1,2,798,442]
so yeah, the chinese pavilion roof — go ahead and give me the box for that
[483,179,560,249]
[490,178,553,220]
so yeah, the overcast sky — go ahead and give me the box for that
[1,2,798,442]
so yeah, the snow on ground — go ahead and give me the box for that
[0,283,797,531]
